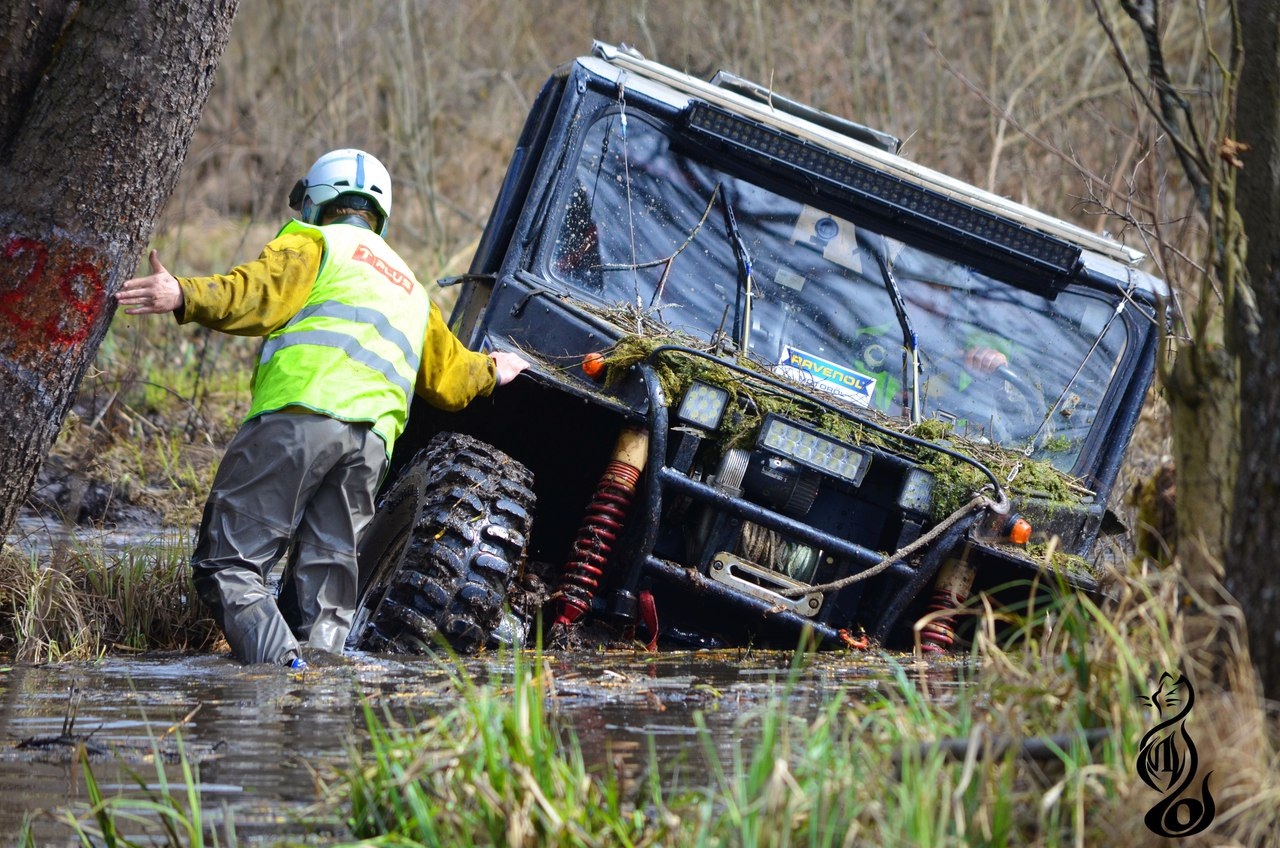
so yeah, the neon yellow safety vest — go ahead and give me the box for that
[247,220,430,454]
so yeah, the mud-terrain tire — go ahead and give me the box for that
[353,432,535,654]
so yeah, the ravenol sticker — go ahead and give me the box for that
[776,346,877,408]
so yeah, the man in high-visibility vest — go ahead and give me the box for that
[117,148,528,669]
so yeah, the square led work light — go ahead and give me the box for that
[676,381,730,430]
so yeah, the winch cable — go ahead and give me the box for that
[615,72,642,332]
[775,492,999,598]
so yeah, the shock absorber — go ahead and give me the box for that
[553,427,650,627]
[918,557,976,653]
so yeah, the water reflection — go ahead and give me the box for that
[2,521,966,843]
[10,514,190,558]
[0,649,963,843]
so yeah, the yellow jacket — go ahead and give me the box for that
[176,231,496,411]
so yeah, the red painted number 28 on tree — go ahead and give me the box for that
[1,235,104,346]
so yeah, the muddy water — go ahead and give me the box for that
[0,648,955,845]
[2,521,958,845]
[10,514,188,557]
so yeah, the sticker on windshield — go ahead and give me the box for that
[776,346,877,408]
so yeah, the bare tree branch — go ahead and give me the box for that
[1092,0,1213,214]
[925,34,1158,219]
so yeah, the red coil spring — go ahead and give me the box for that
[919,587,967,653]
[553,460,641,627]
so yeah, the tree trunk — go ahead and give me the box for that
[1168,347,1239,597]
[1166,340,1244,688]
[0,0,238,544]
[1230,0,1280,700]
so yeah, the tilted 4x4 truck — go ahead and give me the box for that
[348,43,1162,654]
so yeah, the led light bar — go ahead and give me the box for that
[686,103,1083,281]
[676,380,730,430]
[757,414,871,486]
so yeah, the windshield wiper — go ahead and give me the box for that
[720,187,755,353]
[857,232,921,422]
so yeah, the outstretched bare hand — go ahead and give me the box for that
[491,351,531,386]
[117,250,184,315]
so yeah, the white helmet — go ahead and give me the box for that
[289,148,393,235]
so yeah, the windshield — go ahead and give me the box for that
[547,111,1131,471]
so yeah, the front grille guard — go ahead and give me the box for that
[613,348,992,644]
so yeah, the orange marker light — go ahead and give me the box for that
[582,351,606,380]
[1008,516,1033,545]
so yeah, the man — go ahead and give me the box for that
[849,280,1011,419]
[117,148,528,668]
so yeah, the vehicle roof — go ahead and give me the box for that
[586,42,1156,280]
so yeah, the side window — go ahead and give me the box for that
[547,114,740,339]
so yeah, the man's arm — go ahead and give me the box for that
[415,306,529,410]
[490,351,529,385]
[116,233,321,336]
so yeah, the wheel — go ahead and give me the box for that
[351,432,536,654]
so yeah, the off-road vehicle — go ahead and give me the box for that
[348,43,1162,654]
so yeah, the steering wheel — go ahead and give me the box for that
[987,364,1044,441]
[920,353,1043,444]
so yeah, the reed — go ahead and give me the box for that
[327,646,674,847]
[320,571,1277,846]
[18,737,234,848]
[0,538,221,662]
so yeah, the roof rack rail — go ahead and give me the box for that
[709,70,900,154]
[590,40,1145,266]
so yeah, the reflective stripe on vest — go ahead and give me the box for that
[247,220,430,452]
[258,301,422,395]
